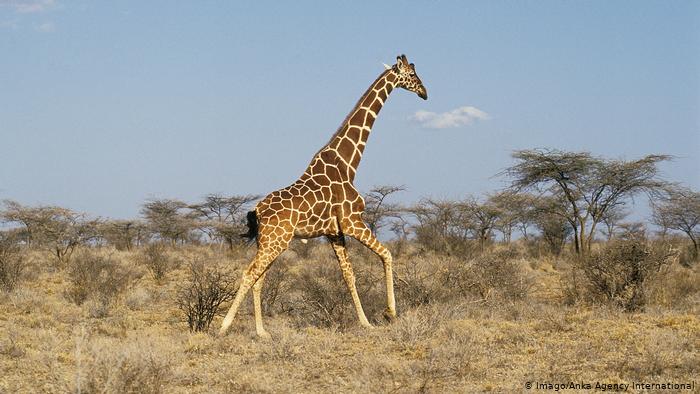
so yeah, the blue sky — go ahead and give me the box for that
[1,1,698,220]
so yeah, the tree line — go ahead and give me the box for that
[1,149,698,262]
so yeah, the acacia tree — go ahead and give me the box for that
[651,187,700,255]
[1,200,46,246]
[363,185,405,235]
[531,196,573,255]
[461,197,500,250]
[502,149,669,254]
[1,201,99,263]
[600,205,629,241]
[141,199,195,245]
[189,194,259,249]
[488,191,536,243]
[98,219,148,251]
[409,199,471,254]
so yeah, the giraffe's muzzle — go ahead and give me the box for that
[417,87,428,100]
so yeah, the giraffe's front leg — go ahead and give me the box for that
[343,220,397,321]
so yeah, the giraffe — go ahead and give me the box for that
[219,54,427,337]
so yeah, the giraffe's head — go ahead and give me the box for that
[390,54,428,100]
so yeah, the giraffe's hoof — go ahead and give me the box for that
[383,309,397,322]
[256,330,272,340]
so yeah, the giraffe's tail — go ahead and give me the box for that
[240,210,259,244]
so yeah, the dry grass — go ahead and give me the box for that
[0,242,698,393]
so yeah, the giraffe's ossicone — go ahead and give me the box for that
[219,54,428,337]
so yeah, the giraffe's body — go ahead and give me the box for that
[220,55,427,337]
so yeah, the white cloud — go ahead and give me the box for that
[410,106,491,129]
[0,0,55,13]
[35,21,53,32]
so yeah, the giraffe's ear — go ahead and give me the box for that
[396,54,409,70]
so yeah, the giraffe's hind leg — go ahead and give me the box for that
[219,232,291,337]
[252,272,270,338]
[342,218,397,321]
[327,235,372,328]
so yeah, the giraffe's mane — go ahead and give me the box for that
[317,68,393,153]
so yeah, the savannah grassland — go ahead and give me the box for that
[0,238,698,393]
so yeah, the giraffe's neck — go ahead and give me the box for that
[304,69,397,182]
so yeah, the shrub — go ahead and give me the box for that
[64,250,133,312]
[575,239,674,311]
[260,262,293,315]
[291,262,353,328]
[139,243,175,282]
[645,262,700,308]
[79,337,173,394]
[395,254,446,308]
[471,250,533,300]
[125,286,152,311]
[0,231,26,292]
[441,249,533,302]
[176,260,236,332]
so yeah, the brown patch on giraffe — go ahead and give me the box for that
[281,198,294,208]
[369,99,382,114]
[311,202,326,216]
[341,200,352,215]
[306,177,321,189]
[361,91,377,107]
[349,150,362,169]
[340,216,354,229]
[385,73,397,83]
[313,174,330,186]
[289,210,299,223]
[352,198,365,212]
[346,127,361,142]
[349,110,365,126]
[297,184,311,194]
[310,159,324,174]
[377,88,388,101]
[258,210,279,225]
[320,187,332,200]
[290,196,303,208]
[337,137,355,160]
[325,166,342,183]
[360,129,369,141]
[334,160,349,176]
[331,182,346,201]
[364,113,376,128]
[320,150,337,165]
